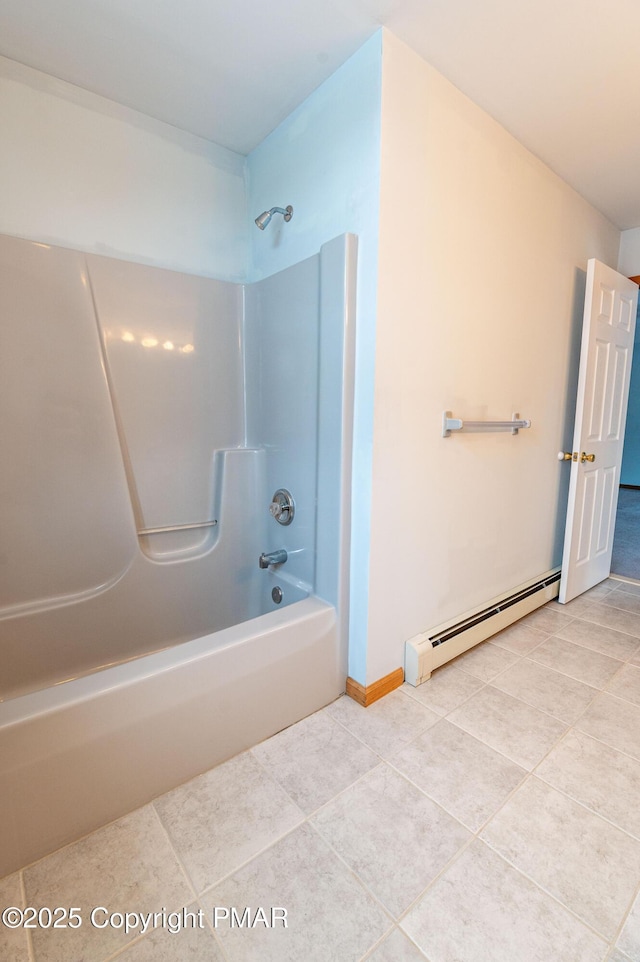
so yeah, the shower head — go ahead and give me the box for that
[255,205,293,230]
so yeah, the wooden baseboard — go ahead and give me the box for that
[346,667,404,707]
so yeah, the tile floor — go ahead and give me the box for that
[4,578,640,961]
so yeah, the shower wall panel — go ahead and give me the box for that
[245,255,321,591]
[87,255,244,542]
[0,235,136,616]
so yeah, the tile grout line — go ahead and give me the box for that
[19,870,35,962]
[193,819,305,902]
[357,925,429,962]
[323,691,441,761]
[305,820,397,924]
[94,805,221,962]
[532,744,640,843]
[564,608,640,642]
[602,873,640,962]
[401,673,489,719]
[148,802,199,903]
[383,827,480,931]
[201,905,233,962]
[477,834,616,947]
[484,650,612,728]
[550,629,640,664]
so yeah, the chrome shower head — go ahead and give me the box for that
[255,205,293,230]
[255,210,273,230]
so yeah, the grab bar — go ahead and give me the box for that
[442,411,531,437]
[138,519,218,536]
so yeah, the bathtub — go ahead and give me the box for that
[0,232,356,878]
[0,594,340,879]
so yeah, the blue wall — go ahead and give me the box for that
[621,302,640,485]
[246,33,382,683]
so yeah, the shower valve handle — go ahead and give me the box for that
[269,489,295,526]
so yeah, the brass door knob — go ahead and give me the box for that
[581,452,596,463]
[557,452,577,461]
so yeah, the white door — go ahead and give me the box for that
[559,259,638,603]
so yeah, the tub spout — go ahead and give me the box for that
[259,549,287,568]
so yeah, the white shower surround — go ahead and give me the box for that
[0,232,356,878]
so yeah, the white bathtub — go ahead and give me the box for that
[0,596,341,879]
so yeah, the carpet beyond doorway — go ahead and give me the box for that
[611,486,640,580]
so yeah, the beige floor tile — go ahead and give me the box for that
[537,730,640,840]
[489,622,547,655]
[520,606,576,635]
[617,890,640,961]
[209,823,391,961]
[548,595,596,618]
[401,664,484,715]
[606,664,640,707]
[554,618,640,661]
[389,719,526,831]
[612,580,640,597]
[451,642,519,682]
[608,950,633,962]
[582,582,619,601]
[491,659,597,723]
[250,709,379,813]
[0,873,29,962]
[154,752,304,894]
[576,692,640,759]
[448,686,566,770]
[529,636,623,688]
[401,840,606,962]
[325,691,439,758]
[366,928,428,961]
[601,590,640,615]
[480,777,640,938]
[311,764,470,917]
[576,602,640,638]
[23,806,193,962]
[111,905,224,960]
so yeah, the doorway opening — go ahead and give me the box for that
[611,290,640,580]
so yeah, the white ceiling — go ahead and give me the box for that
[1,0,639,228]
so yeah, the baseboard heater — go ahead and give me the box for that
[404,568,561,686]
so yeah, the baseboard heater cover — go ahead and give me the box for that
[404,568,561,686]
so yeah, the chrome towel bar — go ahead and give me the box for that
[442,411,531,437]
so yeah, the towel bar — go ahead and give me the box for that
[442,411,531,437]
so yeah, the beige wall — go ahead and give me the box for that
[619,228,640,276]
[364,31,620,685]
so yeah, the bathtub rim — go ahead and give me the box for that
[0,595,330,728]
